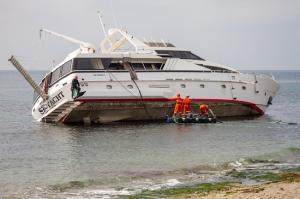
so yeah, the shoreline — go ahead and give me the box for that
[176,180,300,199]
[128,167,300,199]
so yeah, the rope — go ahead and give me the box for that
[106,69,152,119]
[131,78,153,120]
[106,71,135,96]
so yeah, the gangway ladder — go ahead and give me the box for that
[43,101,82,123]
[8,55,48,101]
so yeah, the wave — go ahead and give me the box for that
[245,147,300,164]
[13,147,300,198]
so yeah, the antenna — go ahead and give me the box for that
[97,11,108,38]
[39,29,42,39]
[109,0,119,28]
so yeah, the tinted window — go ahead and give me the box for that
[144,63,153,70]
[129,63,164,70]
[50,68,61,85]
[108,63,125,70]
[153,63,164,70]
[131,63,145,70]
[61,60,72,77]
[156,50,204,60]
[73,58,105,70]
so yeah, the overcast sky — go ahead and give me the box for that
[0,0,300,70]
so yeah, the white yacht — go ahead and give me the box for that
[10,27,279,124]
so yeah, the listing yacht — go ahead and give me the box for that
[11,27,279,124]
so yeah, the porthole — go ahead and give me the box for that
[128,85,133,89]
[200,84,205,88]
[221,84,226,88]
[180,84,186,88]
[242,86,246,90]
[106,85,112,89]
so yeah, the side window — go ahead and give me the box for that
[129,63,164,70]
[153,63,164,70]
[90,59,105,69]
[108,63,125,70]
[131,63,145,70]
[144,63,153,70]
[61,61,72,77]
[73,58,105,70]
[50,67,61,85]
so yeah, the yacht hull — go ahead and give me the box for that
[32,71,278,124]
[60,98,266,123]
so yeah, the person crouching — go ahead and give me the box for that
[71,76,81,99]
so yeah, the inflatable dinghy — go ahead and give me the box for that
[166,115,217,124]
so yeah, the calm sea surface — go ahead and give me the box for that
[0,70,299,198]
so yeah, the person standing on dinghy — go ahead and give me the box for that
[183,96,191,114]
[71,76,81,99]
[172,94,183,117]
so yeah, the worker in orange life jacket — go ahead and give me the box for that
[172,93,183,117]
[199,104,209,118]
[183,96,191,114]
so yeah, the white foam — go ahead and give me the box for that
[85,189,134,196]
[77,178,181,198]
[166,179,180,186]
[229,160,243,168]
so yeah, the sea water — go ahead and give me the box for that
[0,70,299,198]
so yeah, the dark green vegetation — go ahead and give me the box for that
[285,166,300,173]
[48,166,300,199]
[227,166,300,183]
[127,167,300,199]
[127,182,233,199]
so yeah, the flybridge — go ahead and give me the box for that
[39,27,166,55]
[39,23,188,56]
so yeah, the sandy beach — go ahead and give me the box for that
[176,180,300,199]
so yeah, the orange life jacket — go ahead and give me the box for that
[176,96,183,105]
[200,104,209,114]
[183,97,191,106]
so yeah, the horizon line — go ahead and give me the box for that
[1,68,300,72]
